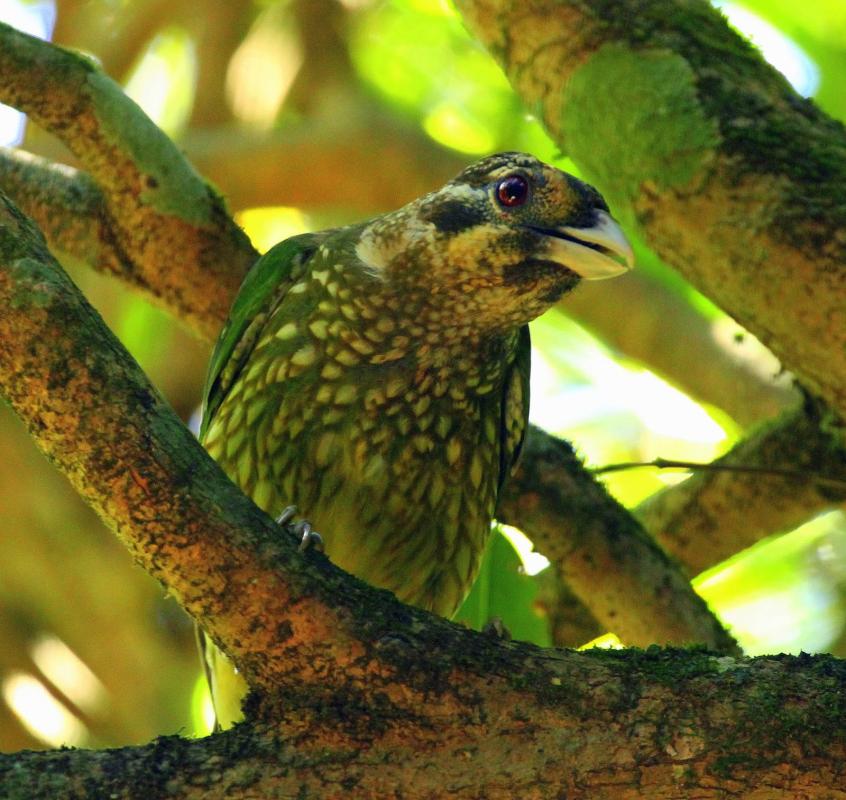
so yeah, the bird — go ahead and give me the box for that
[198,151,634,728]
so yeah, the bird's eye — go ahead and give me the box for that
[496,175,530,208]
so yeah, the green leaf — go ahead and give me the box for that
[455,528,551,647]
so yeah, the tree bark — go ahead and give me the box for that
[497,426,737,652]
[2,650,845,799]
[0,21,255,338]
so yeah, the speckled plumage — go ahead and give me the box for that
[199,152,633,727]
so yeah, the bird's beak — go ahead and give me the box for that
[542,210,635,280]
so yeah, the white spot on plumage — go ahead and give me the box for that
[291,344,317,366]
[335,349,359,366]
[335,384,357,404]
[321,362,343,379]
[275,322,299,340]
[308,319,329,339]
[355,233,390,274]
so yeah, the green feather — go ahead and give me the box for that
[498,324,531,496]
[200,233,321,440]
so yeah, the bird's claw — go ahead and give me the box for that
[275,505,298,526]
[482,616,511,641]
[275,506,324,553]
[295,522,324,553]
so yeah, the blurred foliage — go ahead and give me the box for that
[1,0,845,752]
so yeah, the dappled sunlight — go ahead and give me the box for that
[579,632,624,650]
[124,26,196,136]
[423,102,495,154]
[2,672,87,748]
[236,206,311,253]
[191,673,215,737]
[500,524,550,577]
[30,635,107,716]
[529,311,730,470]
[226,7,302,128]
[714,1,820,95]
[696,513,846,654]
[710,317,788,385]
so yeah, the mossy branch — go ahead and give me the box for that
[3,647,846,798]
[0,147,137,280]
[0,20,256,338]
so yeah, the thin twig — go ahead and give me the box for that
[594,459,846,491]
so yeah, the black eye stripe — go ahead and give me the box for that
[496,175,530,208]
[423,200,487,233]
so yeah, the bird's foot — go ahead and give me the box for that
[295,521,324,553]
[275,506,324,553]
[482,616,512,641]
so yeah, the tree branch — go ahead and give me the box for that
[183,112,468,213]
[638,398,846,575]
[498,426,737,652]
[0,21,256,338]
[0,188,385,696]
[456,0,846,423]
[2,648,845,798]
[0,148,135,280]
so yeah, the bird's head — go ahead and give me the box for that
[354,152,634,333]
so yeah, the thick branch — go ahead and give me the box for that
[0,148,135,278]
[2,649,845,799]
[497,426,737,652]
[0,21,256,338]
[638,399,846,576]
[0,190,393,696]
[457,0,846,421]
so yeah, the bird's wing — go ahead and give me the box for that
[498,324,531,496]
[199,233,321,440]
